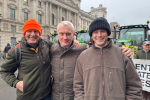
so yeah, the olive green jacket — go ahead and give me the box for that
[0,37,53,100]
[135,49,150,60]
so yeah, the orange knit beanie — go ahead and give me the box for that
[22,19,41,36]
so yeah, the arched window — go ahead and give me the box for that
[62,17,64,21]
[52,14,54,25]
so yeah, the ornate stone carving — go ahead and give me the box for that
[67,0,76,7]
[36,10,44,15]
[22,8,30,13]
[52,5,57,13]
[8,3,17,10]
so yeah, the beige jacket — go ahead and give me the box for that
[50,41,87,100]
[73,39,142,100]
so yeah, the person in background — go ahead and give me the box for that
[135,41,150,59]
[4,43,11,58]
[73,17,142,100]
[135,40,150,100]
[51,21,133,100]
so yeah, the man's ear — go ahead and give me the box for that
[73,33,75,36]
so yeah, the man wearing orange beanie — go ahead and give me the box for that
[0,19,53,100]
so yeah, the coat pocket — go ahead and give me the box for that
[106,67,125,97]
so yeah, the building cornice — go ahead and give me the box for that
[79,10,95,20]
[91,8,107,13]
[1,19,24,25]
[52,0,80,12]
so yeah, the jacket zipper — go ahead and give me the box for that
[100,48,106,100]
[37,54,44,97]
[146,52,147,59]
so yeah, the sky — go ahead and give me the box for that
[80,0,150,26]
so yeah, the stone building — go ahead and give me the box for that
[0,0,107,51]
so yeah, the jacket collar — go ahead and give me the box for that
[58,40,74,50]
[142,49,150,53]
[92,38,112,50]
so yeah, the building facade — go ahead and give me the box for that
[0,0,107,51]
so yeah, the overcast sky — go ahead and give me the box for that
[81,0,150,26]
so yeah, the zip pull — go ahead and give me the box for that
[109,72,112,78]
[101,48,103,54]
[37,55,39,60]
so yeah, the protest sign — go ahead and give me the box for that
[133,59,150,92]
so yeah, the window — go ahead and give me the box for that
[11,37,16,46]
[11,25,16,32]
[52,14,54,25]
[62,17,64,21]
[10,9,15,19]
[38,14,42,24]
[24,0,28,5]
[38,1,41,7]
[24,12,28,22]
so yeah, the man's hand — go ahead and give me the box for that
[16,81,23,92]
[74,40,80,47]
[122,46,132,58]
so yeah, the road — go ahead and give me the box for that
[0,59,16,100]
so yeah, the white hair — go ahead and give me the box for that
[57,21,74,33]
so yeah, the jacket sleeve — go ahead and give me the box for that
[0,50,19,88]
[73,56,84,100]
[125,56,142,100]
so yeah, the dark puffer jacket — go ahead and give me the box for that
[0,37,53,100]
[4,43,11,53]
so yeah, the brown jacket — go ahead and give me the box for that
[73,39,142,100]
[50,41,87,100]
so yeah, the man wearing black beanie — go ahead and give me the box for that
[73,17,142,100]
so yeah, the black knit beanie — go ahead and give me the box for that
[89,17,111,36]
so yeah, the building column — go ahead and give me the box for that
[60,7,62,22]
[74,13,76,30]
[32,0,37,19]
[49,3,52,26]
[76,14,78,31]
[45,2,49,25]
[18,0,22,21]
[81,19,83,29]
[57,6,59,24]
[66,10,68,21]
[3,0,7,18]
